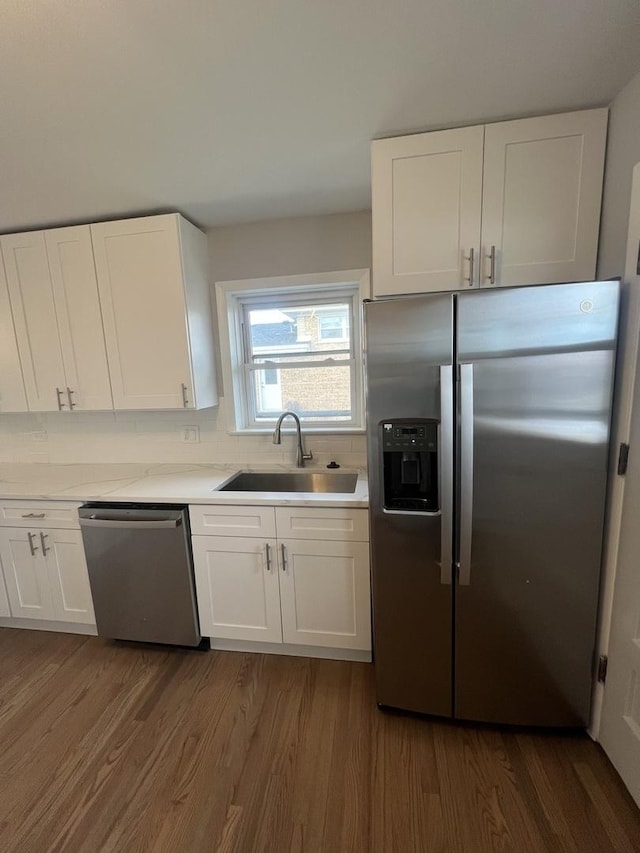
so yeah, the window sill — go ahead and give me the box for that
[228,426,366,436]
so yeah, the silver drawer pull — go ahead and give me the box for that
[22,513,46,519]
[265,542,272,572]
[56,387,67,410]
[40,532,50,555]
[487,244,496,284]
[27,531,39,556]
[281,543,287,572]
[464,247,475,286]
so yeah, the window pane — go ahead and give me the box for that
[252,365,352,422]
[247,302,350,355]
[318,314,348,341]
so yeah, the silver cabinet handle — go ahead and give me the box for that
[459,364,474,585]
[27,531,39,556]
[22,512,45,519]
[486,245,496,285]
[67,387,76,409]
[280,543,287,572]
[264,542,272,572]
[56,388,67,410]
[439,365,453,585]
[464,248,475,287]
[40,532,50,555]
[181,383,189,408]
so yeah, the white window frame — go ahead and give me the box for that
[216,269,370,433]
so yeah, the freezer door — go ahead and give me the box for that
[365,294,454,716]
[455,281,619,726]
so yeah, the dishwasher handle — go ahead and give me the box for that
[79,516,182,530]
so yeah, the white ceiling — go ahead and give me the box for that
[1,0,640,233]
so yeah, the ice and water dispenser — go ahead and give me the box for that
[381,419,439,512]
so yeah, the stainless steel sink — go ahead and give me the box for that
[216,471,358,494]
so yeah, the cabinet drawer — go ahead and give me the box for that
[275,507,369,542]
[0,501,81,529]
[189,505,276,538]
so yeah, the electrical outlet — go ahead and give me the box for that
[181,426,200,443]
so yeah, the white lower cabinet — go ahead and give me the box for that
[279,538,370,650]
[190,504,371,655]
[46,530,95,624]
[0,529,54,619]
[0,526,94,624]
[192,536,282,643]
[0,571,10,617]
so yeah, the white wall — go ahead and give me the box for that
[0,210,372,468]
[598,69,640,279]
[208,210,372,282]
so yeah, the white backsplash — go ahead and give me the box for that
[0,398,367,469]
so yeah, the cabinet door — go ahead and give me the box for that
[372,126,483,296]
[91,215,194,409]
[278,539,371,650]
[0,256,28,412]
[45,226,113,411]
[45,529,95,624]
[1,231,66,411]
[0,567,10,617]
[481,109,607,287]
[0,529,55,620]
[192,535,282,642]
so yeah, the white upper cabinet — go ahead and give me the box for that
[0,255,28,413]
[1,226,112,411]
[372,126,484,295]
[46,227,113,410]
[372,109,608,295]
[2,231,67,411]
[480,110,608,287]
[91,213,217,410]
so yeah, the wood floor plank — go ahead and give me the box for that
[4,644,178,851]
[288,659,349,852]
[55,650,243,852]
[505,733,578,853]
[1,629,639,853]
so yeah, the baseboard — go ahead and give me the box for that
[208,637,371,662]
[0,618,97,636]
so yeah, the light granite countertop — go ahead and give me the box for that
[0,463,368,508]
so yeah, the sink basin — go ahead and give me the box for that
[216,471,358,494]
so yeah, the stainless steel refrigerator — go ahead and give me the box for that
[365,281,619,726]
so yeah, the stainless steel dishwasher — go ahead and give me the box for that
[79,503,203,647]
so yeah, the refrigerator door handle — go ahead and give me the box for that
[459,363,474,585]
[439,365,454,584]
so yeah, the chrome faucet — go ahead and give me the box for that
[272,411,313,468]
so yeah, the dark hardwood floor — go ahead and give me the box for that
[0,628,638,852]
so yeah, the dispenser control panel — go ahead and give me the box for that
[381,421,438,451]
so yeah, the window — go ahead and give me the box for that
[216,269,370,432]
[317,310,349,342]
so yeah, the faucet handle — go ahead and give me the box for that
[296,448,313,467]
